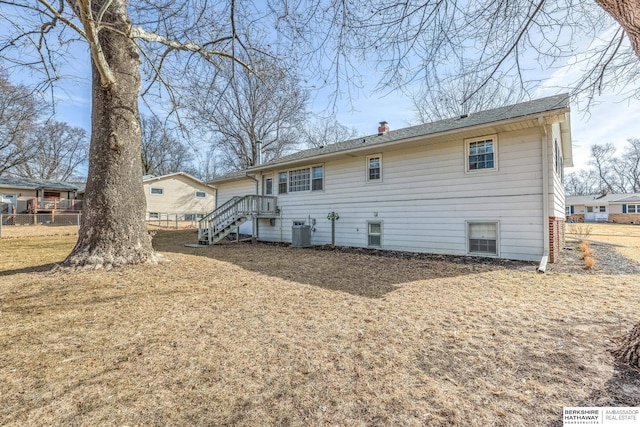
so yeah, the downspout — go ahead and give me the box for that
[246,173,259,243]
[538,117,550,273]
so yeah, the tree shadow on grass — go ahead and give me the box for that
[154,230,536,299]
[0,263,59,277]
[546,361,640,426]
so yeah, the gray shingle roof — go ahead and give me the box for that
[566,193,640,205]
[211,94,569,183]
[0,176,81,191]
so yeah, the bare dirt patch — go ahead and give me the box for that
[1,230,639,426]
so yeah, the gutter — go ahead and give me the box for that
[538,116,550,271]
[537,254,548,273]
[210,108,570,185]
[242,108,571,174]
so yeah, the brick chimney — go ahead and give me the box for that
[378,121,389,136]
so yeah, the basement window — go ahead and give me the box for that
[150,187,164,195]
[467,221,498,256]
[148,212,159,220]
[195,191,206,198]
[368,222,382,248]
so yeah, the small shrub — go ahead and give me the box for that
[578,241,589,252]
[584,256,595,269]
[572,224,592,239]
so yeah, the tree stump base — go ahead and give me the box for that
[614,323,640,370]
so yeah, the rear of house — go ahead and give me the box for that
[209,95,573,263]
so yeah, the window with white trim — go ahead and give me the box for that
[367,154,382,181]
[279,165,324,193]
[195,191,206,198]
[278,172,288,194]
[148,212,159,219]
[468,222,498,256]
[312,166,324,190]
[265,178,273,195]
[466,136,497,172]
[628,205,639,214]
[150,187,164,195]
[368,222,382,247]
[555,139,564,182]
[289,168,311,192]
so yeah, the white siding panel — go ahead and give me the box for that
[216,179,255,206]
[219,128,547,261]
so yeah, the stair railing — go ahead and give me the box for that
[198,195,277,244]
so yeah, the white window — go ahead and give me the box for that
[265,178,273,195]
[599,206,606,213]
[289,168,310,192]
[195,191,206,198]
[367,154,382,181]
[148,212,159,219]
[368,222,382,247]
[278,172,288,194]
[586,206,593,213]
[280,165,324,193]
[312,166,324,191]
[150,187,164,195]
[466,135,497,173]
[468,222,498,256]
[629,205,638,214]
[555,139,564,181]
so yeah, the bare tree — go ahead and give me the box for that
[187,53,309,171]
[590,143,623,193]
[303,115,361,149]
[141,115,194,176]
[13,121,88,181]
[412,62,529,123]
[0,72,45,176]
[621,139,640,192]
[565,169,600,196]
[2,0,640,270]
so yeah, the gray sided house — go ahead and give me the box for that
[204,94,573,263]
[0,176,82,214]
[566,193,640,223]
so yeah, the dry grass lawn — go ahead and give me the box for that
[1,227,639,426]
[567,223,640,263]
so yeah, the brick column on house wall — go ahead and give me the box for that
[548,216,566,263]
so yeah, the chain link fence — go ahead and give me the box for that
[145,213,203,229]
[0,213,81,238]
[0,212,204,238]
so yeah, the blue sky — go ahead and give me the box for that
[30,29,640,174]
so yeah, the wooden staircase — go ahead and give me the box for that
[197,195,277,245]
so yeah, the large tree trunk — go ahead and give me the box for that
[596,0,640,59]
[64,0,155,268]
[614,323,640,369]
[595,0,640,370]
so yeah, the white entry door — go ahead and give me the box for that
[2,194,17,213]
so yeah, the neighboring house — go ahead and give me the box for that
[206,94,572,263]
[0,176,82,214]
[143,172,215,220]
[566,193,640,223]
